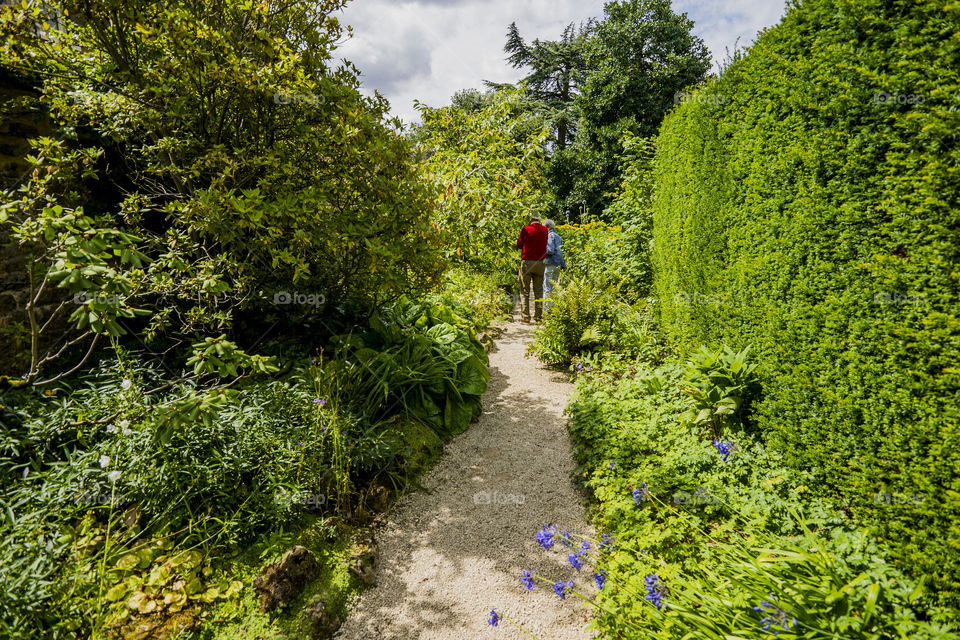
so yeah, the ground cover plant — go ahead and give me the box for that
[506,347,958,639]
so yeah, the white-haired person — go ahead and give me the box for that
[542,219,566,312]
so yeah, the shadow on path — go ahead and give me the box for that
[335,321,594,640]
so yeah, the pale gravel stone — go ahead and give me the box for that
[336,320,594,640]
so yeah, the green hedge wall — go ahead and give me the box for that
[652,0,960,612]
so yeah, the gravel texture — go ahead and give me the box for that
[335,320,594,640]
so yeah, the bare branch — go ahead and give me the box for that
[35,334,100,386]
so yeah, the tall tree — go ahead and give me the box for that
[501,20,591,152]
[562,0,711,217]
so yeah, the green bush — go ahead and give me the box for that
[0,292,492,638]
[603,133,657,297]
[414,89,550,281]
[330,296,490,438]
[651,0,960,611]
[528,276,616,364]
[680,345,760,437]
[0,0,446,385]
[556,222,633,292]
[529,275,662,366]
[426,268,513,332]
[560,355,951,638]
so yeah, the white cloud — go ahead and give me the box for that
[335,0,789,124]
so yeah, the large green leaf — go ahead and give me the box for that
[456,355,490,396]
[407,390,442,429]
[425,322,458,345]
[443,393,480,435]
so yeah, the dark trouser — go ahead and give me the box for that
[518,259,546,322]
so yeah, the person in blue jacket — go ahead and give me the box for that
[542,219,566,312]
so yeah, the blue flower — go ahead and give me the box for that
[553,578,575,600]
[578,540,590,557]
[633,483,648,505]
[559,529,575,549]
[313,398,326,406]
[713,439,733,462]
[488,608,501,627]
[644,574,667,610]
[575,362,583,372]
[594,570,608,590]
[521,570,535,591]
[753,595,796,634]
[599,533,615,553]
[536,525,556,550]
[568,553,584,571]
[609,460,616,469]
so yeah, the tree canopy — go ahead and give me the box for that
[499,0,711,219]
[1,0,445,382]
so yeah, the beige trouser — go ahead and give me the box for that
[518,259,546,321]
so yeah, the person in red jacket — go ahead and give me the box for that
[516,214,549,323]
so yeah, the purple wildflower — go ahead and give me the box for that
[610,460,616,469]
[599,533,615,553]
[633,483,648,505]
[644,574,667,610]
[487,608,501,627]
[713,439,733,462]
[754,595,796,634]
[568,553,584,571]
[553,578,575,600]
[594,570,608,590]
[521,570,535,591]
[536,525,556,550]
[313,398,326,406]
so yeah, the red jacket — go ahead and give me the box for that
[516,222,548,260]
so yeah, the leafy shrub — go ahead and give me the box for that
[426,268,513,332]
[530,276,661,365]
[0,0,446,385]
[331,297,490,438]
[603,133,657,297]
[652,0,960,610]
[415,89,550,281]
[555,222,630,291]
[528,276,617,364]
[680,345,760,437]
[560,354,952,638]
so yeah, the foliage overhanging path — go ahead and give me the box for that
[336,320,593,640]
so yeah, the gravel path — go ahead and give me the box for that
[336,320,594,640]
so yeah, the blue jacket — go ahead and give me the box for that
[545,230,566,268]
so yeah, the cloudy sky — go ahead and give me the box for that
[334,0,790,125]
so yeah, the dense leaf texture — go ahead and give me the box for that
[653,0,960,610]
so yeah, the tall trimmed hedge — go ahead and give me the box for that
[652,0,960,614]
